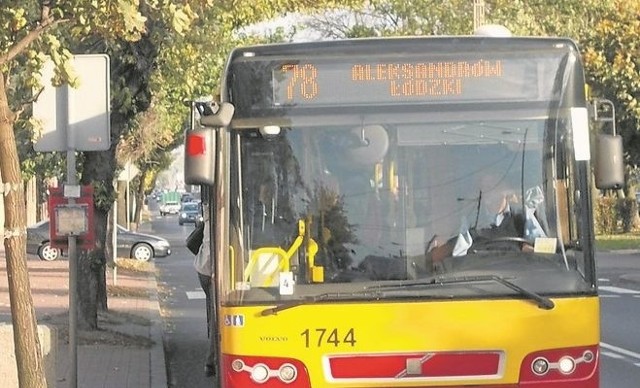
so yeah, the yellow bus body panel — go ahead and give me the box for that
[220,296,599,386]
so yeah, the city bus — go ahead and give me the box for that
[185,30,624,387]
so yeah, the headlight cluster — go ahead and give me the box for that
[231,359,298,384]
[521,346,598,385]
[531,350,594,376]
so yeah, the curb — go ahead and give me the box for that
[137,219,167,388]
[148,269,168,388]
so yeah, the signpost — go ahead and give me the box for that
[113,161,139,284]
[118,161,140,228]
[33,54,110,388]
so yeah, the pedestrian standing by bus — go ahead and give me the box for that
[192,200,216,377]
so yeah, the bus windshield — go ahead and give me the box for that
[224,38,593,306]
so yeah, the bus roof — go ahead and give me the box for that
[228,36,580,60]
[222,35,585,117]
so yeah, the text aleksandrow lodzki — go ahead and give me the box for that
[279,60,504,101]
[351,60,504,97]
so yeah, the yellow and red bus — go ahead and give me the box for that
[186,30,623,387]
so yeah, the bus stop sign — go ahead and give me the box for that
[32,54,111,152]
[47,185,95,250]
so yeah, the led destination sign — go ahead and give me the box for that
[271,56,545,106]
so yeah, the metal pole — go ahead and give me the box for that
[63,83,79,388]
[473,0,485,31]
[112,198,118,285]
[67,152,78,388]
[126,168,130,229]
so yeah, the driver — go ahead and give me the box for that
[424,173,530,274]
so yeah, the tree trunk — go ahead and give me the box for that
[133,169,148,225]
[0,74,47,387]
[117,180,127,228]
[77,149,117,326]
[73,34,156,327]
[627,185,640,230]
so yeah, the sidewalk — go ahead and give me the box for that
[0,243,167,388]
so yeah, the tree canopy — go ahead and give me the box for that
[303,0,640,167]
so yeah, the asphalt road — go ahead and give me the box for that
[597,251,640,387]
[151,212,215,388]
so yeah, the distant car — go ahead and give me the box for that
[27,220,172,262]
[159,201,180,216]
[178,201,203,226]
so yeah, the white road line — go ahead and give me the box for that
[601,351,625,359]
[601,342,640,361]
[599,286,640,294]
[186,290,206,300]
[599,294,621,298]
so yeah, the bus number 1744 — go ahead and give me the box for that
[301,328,357,348]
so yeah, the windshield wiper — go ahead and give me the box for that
[369,274,555,310]
[261,275,554,316]
[260,290,382,316]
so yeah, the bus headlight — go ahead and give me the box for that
[231,359,245,372]
[531,357,549,375]
[558,356,576,374]
[250,363,270,383]
[278,363,297,383]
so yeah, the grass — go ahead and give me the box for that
[106,258,152,298]
[595,233,640,251]
[111,258,153,273]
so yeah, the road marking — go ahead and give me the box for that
[599,286,640,294]
[601,351,625,359]
[601,342,640,361]
[186,290,205,300]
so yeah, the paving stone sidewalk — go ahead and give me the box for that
[0,245,167,388]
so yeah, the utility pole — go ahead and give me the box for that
[473,0,486,31]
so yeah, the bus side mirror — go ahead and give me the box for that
[590,99,624,190]
[200,102,234,127]
[184,128,216,185]
[184,102,235,185]
[594,133,624,190]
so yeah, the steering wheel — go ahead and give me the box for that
[471,236,531,251]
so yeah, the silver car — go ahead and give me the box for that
[27,221,172,262]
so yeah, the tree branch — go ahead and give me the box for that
[15,87,45,119]
[0,4,67,66]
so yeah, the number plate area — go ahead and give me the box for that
[325,351,505,382]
